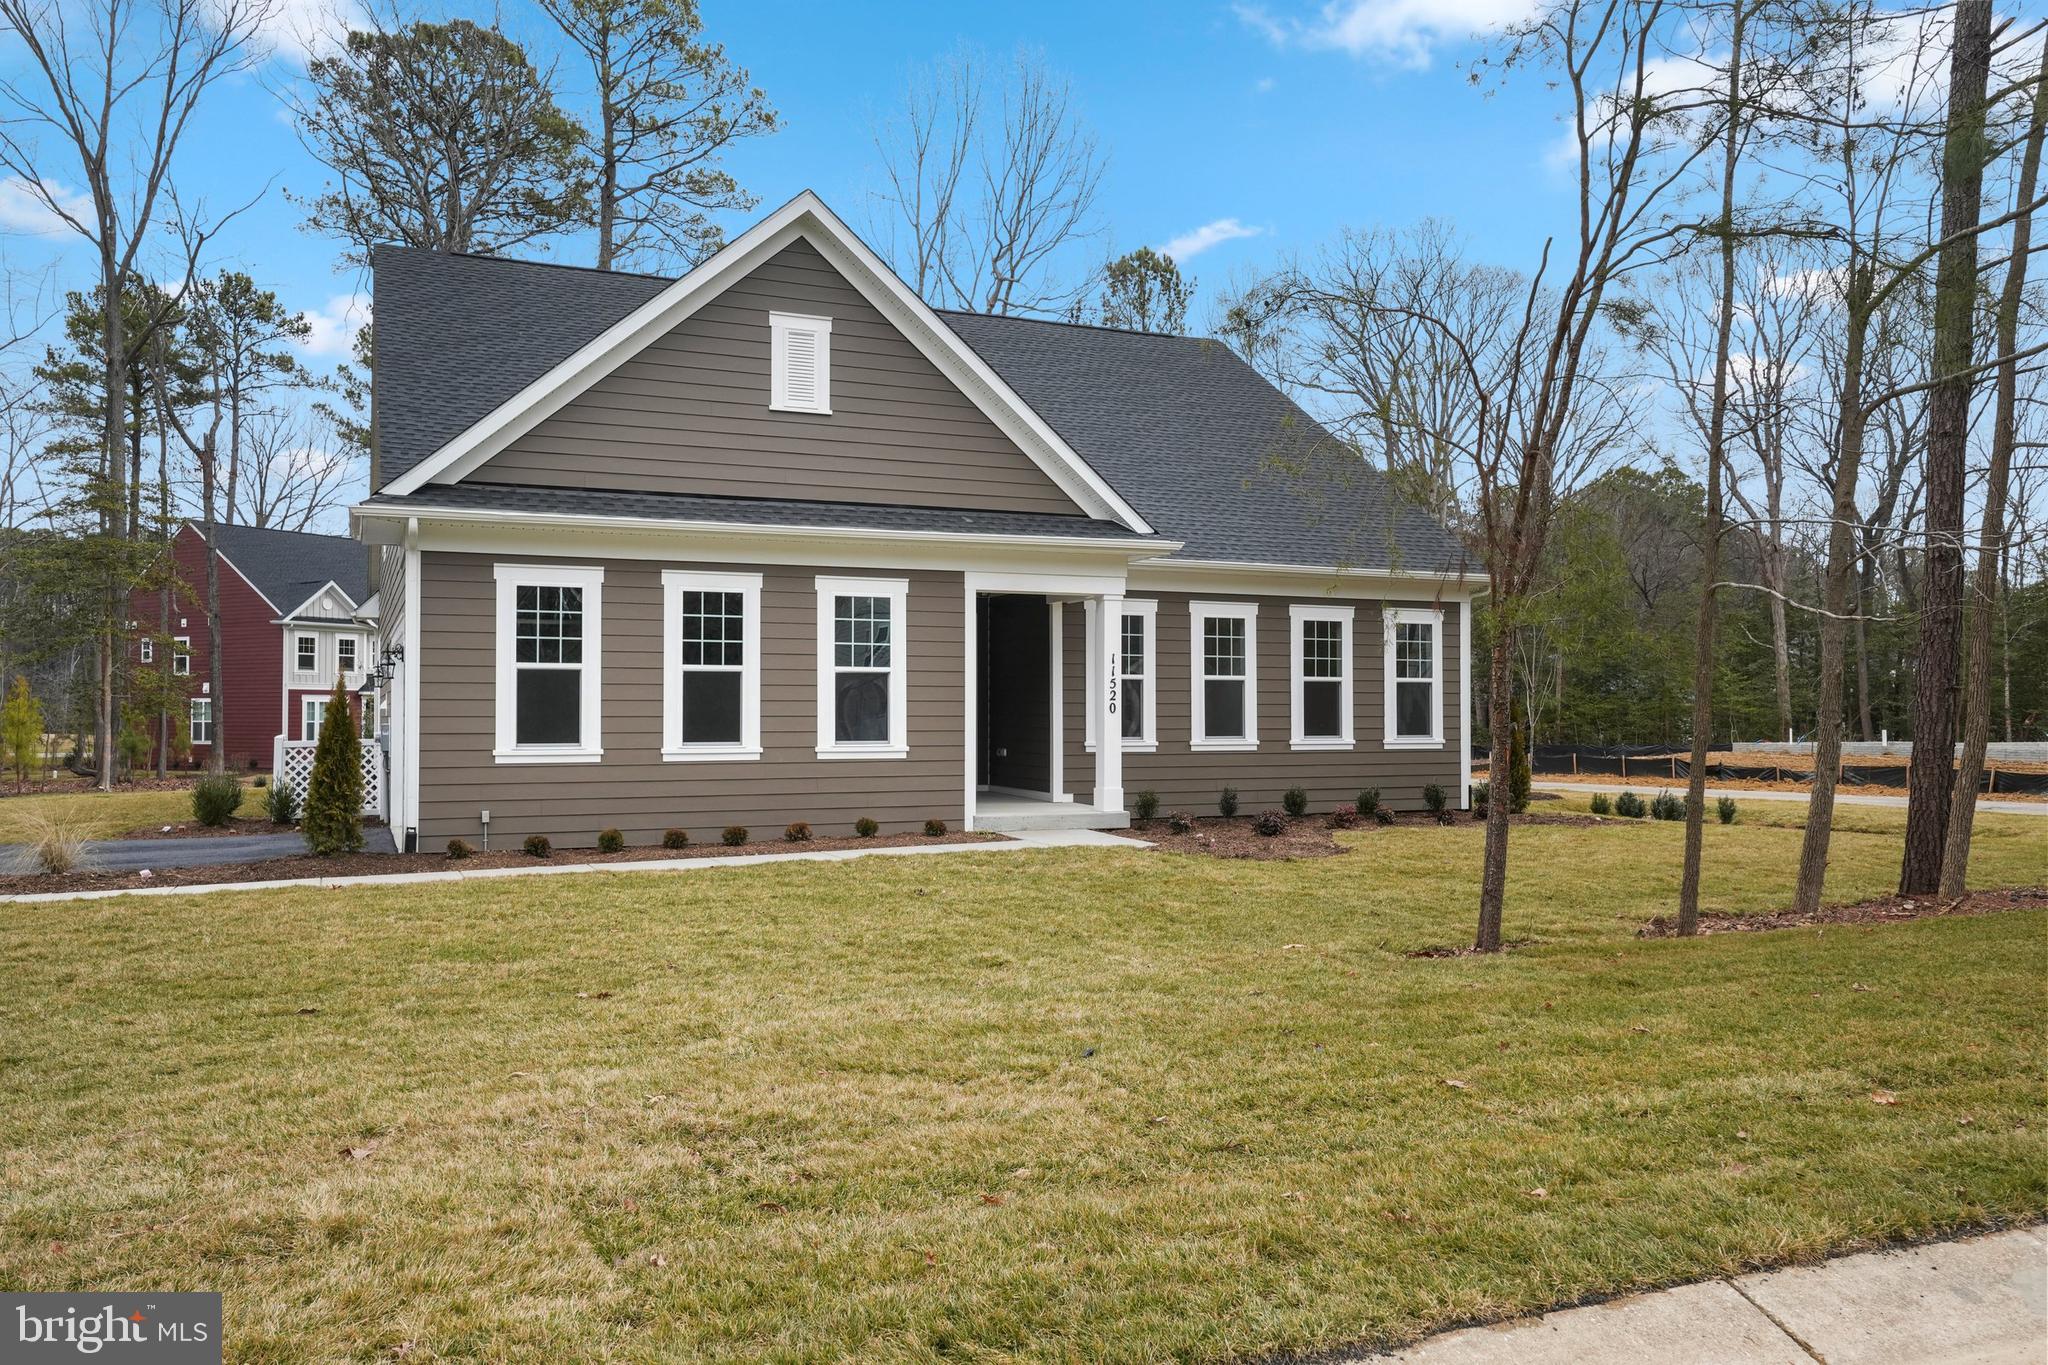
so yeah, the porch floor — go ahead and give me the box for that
[972,793,1129,834]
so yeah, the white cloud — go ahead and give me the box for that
[1255,76,1277,93]
[256,0,364,64]
[1235,0,1535,67]
[0,175,93,238]
[299,291,368,359]
[1159,218,1263,261]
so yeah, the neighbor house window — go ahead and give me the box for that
[303,697,326,742]
[295,635,317,673]
[1383,607,1444,747]
[662,569,762,761]
[1290,604,1354,749]
[189,698,212,745]
[359,695,376,738]
[1083,598,1157,751]
[770,311,832,414]
[493,564,604,762]
[172,637,191,676]
[1189,602,1258,749]
[337,636,358,675]
[815,576,908,758]
[139,638,153,664]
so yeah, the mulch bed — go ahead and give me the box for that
[1637,886,2048,937]
[0,774,260,799]
[114,817,297,840]
[1118,806,1624,860]
[0,829,1007,897]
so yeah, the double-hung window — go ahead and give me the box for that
[1290,604,1354,749]
[139,638,153,664]
[494,564,604,762]
[662,570,762,761]
[171,637,191,676]
[816,576,908,758]
[295,635,317,674]
[1189,602,1258,749]
[337,636,358,676]
[303,697,327,742]
[189,697,212,745]
[1083,598,1157,751]
[1383,607,1444,747]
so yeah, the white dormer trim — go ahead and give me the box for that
[380,191,1154,534]
[769,311,832,414]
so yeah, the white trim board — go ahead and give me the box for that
[380,191,1153,535]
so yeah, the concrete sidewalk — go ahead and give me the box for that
[1346,1225,2046,1364]
[1535,780,2048,817]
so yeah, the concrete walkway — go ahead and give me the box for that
[0,827,1140,903]
[1535,780,2048,816]
[1346,1225,2045,1364]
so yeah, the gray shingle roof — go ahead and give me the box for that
[202,522,370,614]
[359,482,1168,543]
[371,244,1466,573]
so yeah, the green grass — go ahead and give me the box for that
[2,810,2043,1362]
[0,783,263,842]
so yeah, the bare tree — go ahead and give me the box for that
[0,0,274,787]
[870,49,1106,316]
[238,410,352,530]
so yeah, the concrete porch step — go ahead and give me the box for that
[972,797,1130,834]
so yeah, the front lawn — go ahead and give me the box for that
[3,808,2043,1361]
[0,782,264,842]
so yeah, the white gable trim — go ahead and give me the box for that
[279,579,362,622]
[381,191,1154,534]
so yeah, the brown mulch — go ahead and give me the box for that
[0,774,262,799]
[1637,886,2048,937]
[0,829,1008,897]
[115,817,294,840]
[1116,806,1627,861]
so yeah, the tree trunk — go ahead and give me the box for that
[203,447,226,778]
[1476,619,1514,952]
[1768,548,1792,740]
[96,247,126,793]
[1938,47,2042,899]
[1852,569,1874,741]
[1901,0,1993,894]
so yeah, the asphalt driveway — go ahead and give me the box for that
[2,824,397,872]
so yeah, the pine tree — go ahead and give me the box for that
[302,680,365,855]
[1,676,43,791]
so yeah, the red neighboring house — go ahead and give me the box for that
[128,523,375,770]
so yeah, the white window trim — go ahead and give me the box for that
[1290,603,1356,750]
[171,636,191,676]
[302,696,327,742]
[294,634,318,675]
[770,310,833,414]
[1383,605,1446,749]
[189,697,211,745]
[337,635,359,676]
[815,574,908,759]
[661,569,763,762]
[1082,598,1158,753]
[1189,601,1259,751]
[493,563,605,764]
[139,637,153,664]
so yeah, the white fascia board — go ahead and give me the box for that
[382,190,1154,535]
[278,579,354,621]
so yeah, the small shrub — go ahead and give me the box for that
[1508,716,1532,813]
[1650,790,1685,821]
[1471,780,1490,819]
[722,825,749,846]
[264,781,300,825]
[1218,786,1239,817]
[523,834,552,858]
[1132,789,1160,820]
[1252,809,1287,837]
[10,814,88,875]
[784,821,812,842]
[1614,790,1647,819]
[191,773,242,827]
[1167,810,1194,834]
[662,828,689,849]
[1282,786,1309,818]
[446,838,474,860]
[1589,793,1613,815]
[1422,783,1448,816]
[596,827,625,853]
[1717,795,1738,825]
[854,816,879,838]
[1373,806,1395,826]
[252,774,268,788]
[923,818,948,837]
[1328,804,1359,830]
[1357,787,1381,818]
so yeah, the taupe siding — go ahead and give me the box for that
[415,551,965,847]
[469,239,1086,517]
[1063,593,1463,812]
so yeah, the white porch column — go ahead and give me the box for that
[1095,592,1125,814]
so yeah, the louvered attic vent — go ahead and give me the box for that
[770,311,833,414]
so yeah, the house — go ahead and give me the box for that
[353,191,1477,852]
[129,522,376,770]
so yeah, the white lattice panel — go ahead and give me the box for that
[272,736,385,818]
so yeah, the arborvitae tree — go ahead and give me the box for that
[1,676,43,791]
[302,680,365,855]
